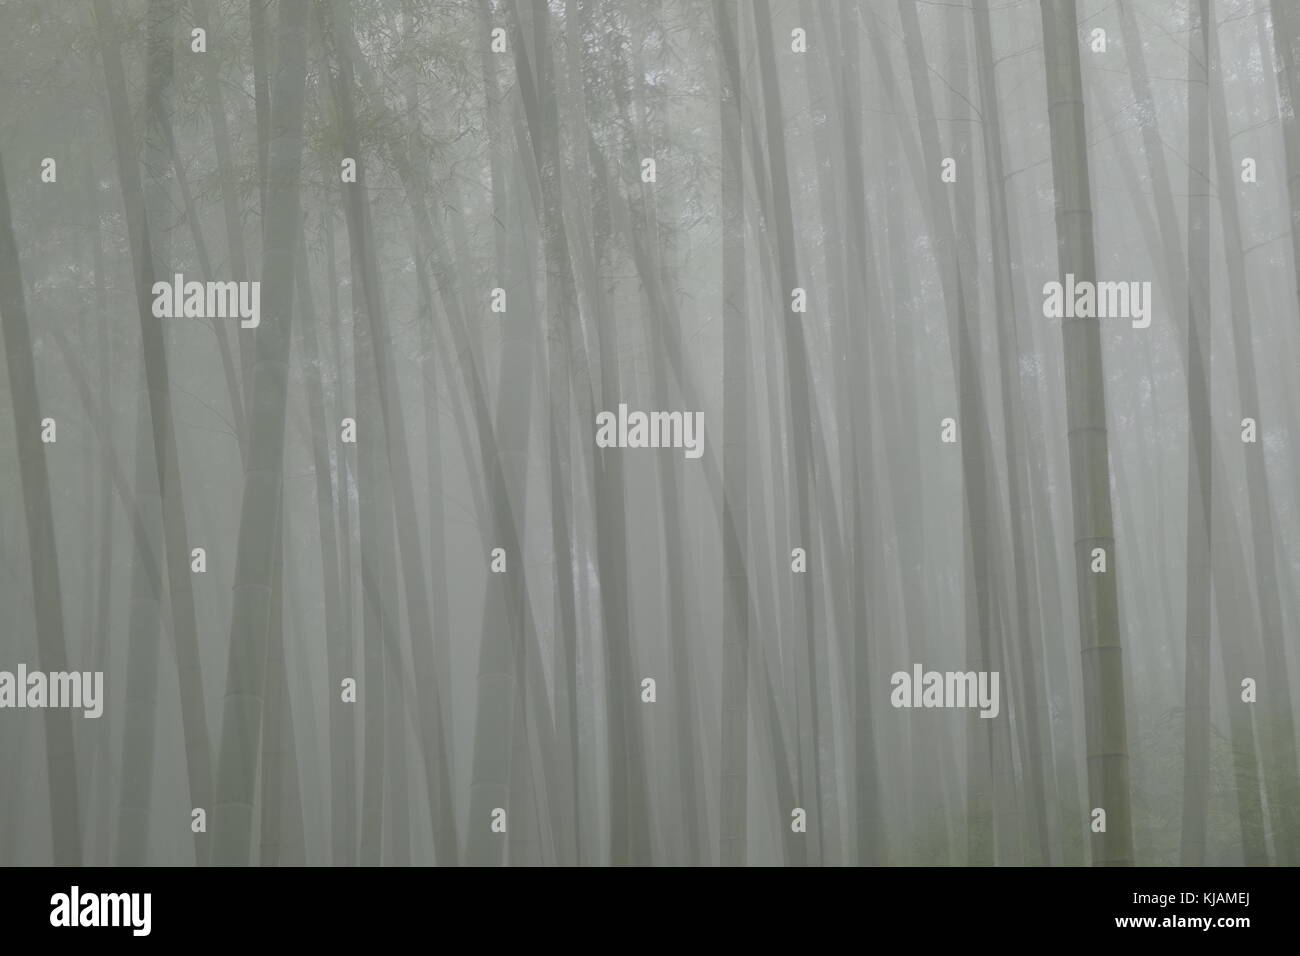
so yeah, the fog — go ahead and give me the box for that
[1,0,1298,866]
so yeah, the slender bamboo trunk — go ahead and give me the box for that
[87,160,117,864]
[973,0,1055,864]
[717,0,749,868]
[1039,0,1135,866]
[752,0,825,864]
[209,0,309,865]
[296,230,355,864]
[897,0,998,862]
[1209,12,1287,864]
[0,154,82,865]
[94,0,215,865]
[192,0,250,407]
[1180,0,1213,867]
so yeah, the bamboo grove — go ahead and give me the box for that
[2,0,1300,867]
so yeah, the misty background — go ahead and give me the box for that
[1,0,1299,866]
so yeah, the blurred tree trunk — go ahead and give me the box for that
[295,231,355,864]
[1008,134,1082,869]
[193,0,251,415]
[1209,13,1284,865]
[94,0,214,865]
[114,2,175,863]
[208,0,308,865]
[509,0,579,865]
[260,489,306,866]
[753,0,825,865]
[1117,2,1188,308]
[875,82,957,860]
[944,8,1023,867]
[1180,0,1212,867]
[973,0,1056,865]
[1258,0,1300,866]
[554,0,595,865]
[897,0,997,863]
[0,153,82,865]
[323,218,356,741]
[1039,0,1134,866]
[552,0,657,865]
[87,160,117,863]
[247,0,271,400]
[395,0,461,852]
[716,0,750,868]
[791,0,859,863]
[617,11,712,865]
[114,379,164,866]
[353,242,387,866]
[848,10,893,868]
